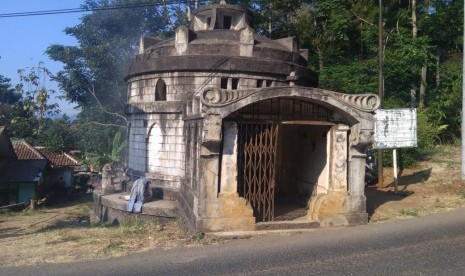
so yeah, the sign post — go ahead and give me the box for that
[373,108,417,192]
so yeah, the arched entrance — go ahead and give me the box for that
[223,97,337,222]
[198,86,379,231]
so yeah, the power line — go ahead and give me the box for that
[0,1,188,18]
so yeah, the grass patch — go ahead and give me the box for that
[45,233,82,245]
[0,209,13,217]
[399,209,419,217]
[121,219,148,235]
[435,198,446,209]
[193,232,205,241]
[429,146,457,168]
[103,241,124,253]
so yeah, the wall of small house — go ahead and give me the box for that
[18,182,36,203]
[49,168,73,188]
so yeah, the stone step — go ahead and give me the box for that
[255,220,320,231]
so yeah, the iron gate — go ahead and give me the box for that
[237,122,279,222]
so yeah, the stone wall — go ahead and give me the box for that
[127,113,184,189]
[127,72,287,107]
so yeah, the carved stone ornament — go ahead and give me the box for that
[200,87,259,107]
[349,124,374,149]
[331,92,380,112]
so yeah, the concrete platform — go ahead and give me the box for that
[92,190,181,225]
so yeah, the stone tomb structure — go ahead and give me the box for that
[121,1,380,232]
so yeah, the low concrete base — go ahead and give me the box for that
[197,193,255,232]
[256,220,320,231]
[308,192,368,227]
[92,190,180,225]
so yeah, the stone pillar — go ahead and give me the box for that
[220,121,238,194]
[175,26,192,55]
[101,163,115,195]
[349,148,366,196]
[329,125,349,192]
[308,124,367,227]
[240,27,254,57]
[196,115,254,232]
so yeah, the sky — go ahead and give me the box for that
[0,1,86,118]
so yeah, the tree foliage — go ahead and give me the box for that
[35,0,463,168]
[46,0,184,165]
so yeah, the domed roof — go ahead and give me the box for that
[126,1,317,86]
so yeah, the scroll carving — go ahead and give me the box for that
[200,88,259,107]
[332,92,380,112]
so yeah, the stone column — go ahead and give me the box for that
[329,125,349,192]
[101,163,115,195]
[196,115,254,232]
[220,121,239,194]
[349,148,366,196]
[308,124,369,227]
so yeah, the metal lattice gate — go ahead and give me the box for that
[237,122,279,222]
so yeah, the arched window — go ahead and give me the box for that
[147,124,163,172]
[155,79,167,101]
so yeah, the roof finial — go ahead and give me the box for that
[220,0,227,4]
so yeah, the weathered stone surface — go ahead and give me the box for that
[307,192,368,227]
[122,1,379,232]
[93,190,180,225]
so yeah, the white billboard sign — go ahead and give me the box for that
[373,108,417,149]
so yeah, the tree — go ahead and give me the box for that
[37,115,76,152]
[0,75,21,128]
[0,75,21,104]
[15,63,59,136]
[46,0,184,167]
[294,0,353,71]
[46,0,175,111]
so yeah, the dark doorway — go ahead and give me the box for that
[236,121,330,222]
[274,124,330,221]
[231,98,333,223]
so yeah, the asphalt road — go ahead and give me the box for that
[3,208,465,276]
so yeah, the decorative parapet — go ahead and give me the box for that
[331,92,380,112]
[201,87,380,114]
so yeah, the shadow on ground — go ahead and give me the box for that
[0,227,23,239]
[0,194,94,238]
[365,168,433,220]
[384,168,432,189]
[365,187,408,220]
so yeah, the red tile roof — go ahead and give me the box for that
[12,140,46,160]
[11,140,82,167]
[35,147,81,167]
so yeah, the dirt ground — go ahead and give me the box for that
[1,145,464,267]
[366,145,465,222]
